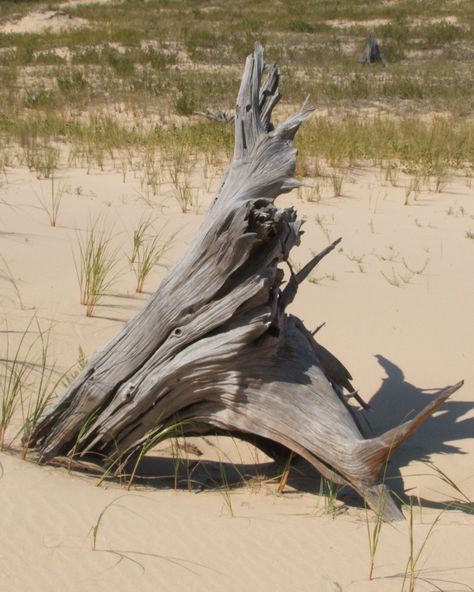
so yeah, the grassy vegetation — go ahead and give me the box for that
[133,230,171,293]
[0,318,65,453]
[74,221,121,317]
[0,4,472,589]
[0,0,472,181]
[0,110,472,184]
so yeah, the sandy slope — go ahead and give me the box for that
[0,10,88,34]
[1,160,473,591]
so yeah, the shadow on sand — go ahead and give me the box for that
[361,355,472,508]
[127,354,472,512]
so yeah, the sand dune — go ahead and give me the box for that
[1,159,473,591]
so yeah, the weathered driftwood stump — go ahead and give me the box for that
[30,44,462,520]
[360,34,386,66]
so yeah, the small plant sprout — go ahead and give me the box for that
[170,434,196,491]
[174,171,195,213]
[315,214,331,243]
[402,500,443,592]
[384,162,399,187]
[381,267,412,287]
[423,461,474,513]
[376,245,399,263]
[402,256,429,276]
[404,176,421,206]
[62,345,88,388]
[308,181,322,202]
[197,442,240,517]
[168,146,196,213]
[1,318,61,453]
[68,411,98,472]
[365,455,393,580]
[118,152,129,183]
[308,273,336,285]
[129,216,154,265]
[133,230,172,293]
[20,323,65,458]
[0,254,25,309]
[142,147,161,196]
[37,174,66,227]
[346,252,365,273]
[0,149,12,181]
[29,144,60,179]
[365,432,402,581]
[218,460,234,517]
[433,163,449,193]
[366,492,386,580]
[126,419,195,490]
[89,495,130,550]
[74,221,120,317]
[319,477,344,517]
[331,171,344,197]
[0,322,33,450]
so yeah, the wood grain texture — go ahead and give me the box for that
[29,43,463,520]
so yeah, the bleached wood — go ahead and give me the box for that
[29,43,462,520]
[360,34,387,66]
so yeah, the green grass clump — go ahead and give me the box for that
[297,115,474,170]
[74,221,120,317]
[130,220,172,293]
[0,318,63,454]
[0,324,31,450]
[19,325,65,458]
[57,70,89,95]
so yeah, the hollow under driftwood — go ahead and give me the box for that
[29,44,462,520]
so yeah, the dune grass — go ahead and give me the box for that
[0,0,473,186]
[0,318,65,454]
[0,254,25,309]
[129,216,154,265]
[19,323,65,458]
[37,174,65,227]
[0,2,472,586]
[73,220,120,317]
[133,234,168,293]
[128,217,173,293]
[0,320,33,450]
[1,111,471,187]
[402,501,443,592]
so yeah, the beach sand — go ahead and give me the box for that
[1,156,473,591]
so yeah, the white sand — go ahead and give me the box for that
[1,157,473,591]
[0,10,88,35]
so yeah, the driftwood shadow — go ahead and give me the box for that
[130,354,471,513]
[363,355,472,505]
[130,454,282,491]
[128,450,337,505]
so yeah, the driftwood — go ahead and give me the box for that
[29,44,462,520]
[194,109,235,123]
[360,34,386,66]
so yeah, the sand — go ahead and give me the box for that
[1,1,472,586]
[1,153,473,591]
[0,9,88,35]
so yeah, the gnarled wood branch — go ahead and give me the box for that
[29,43,463,520]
